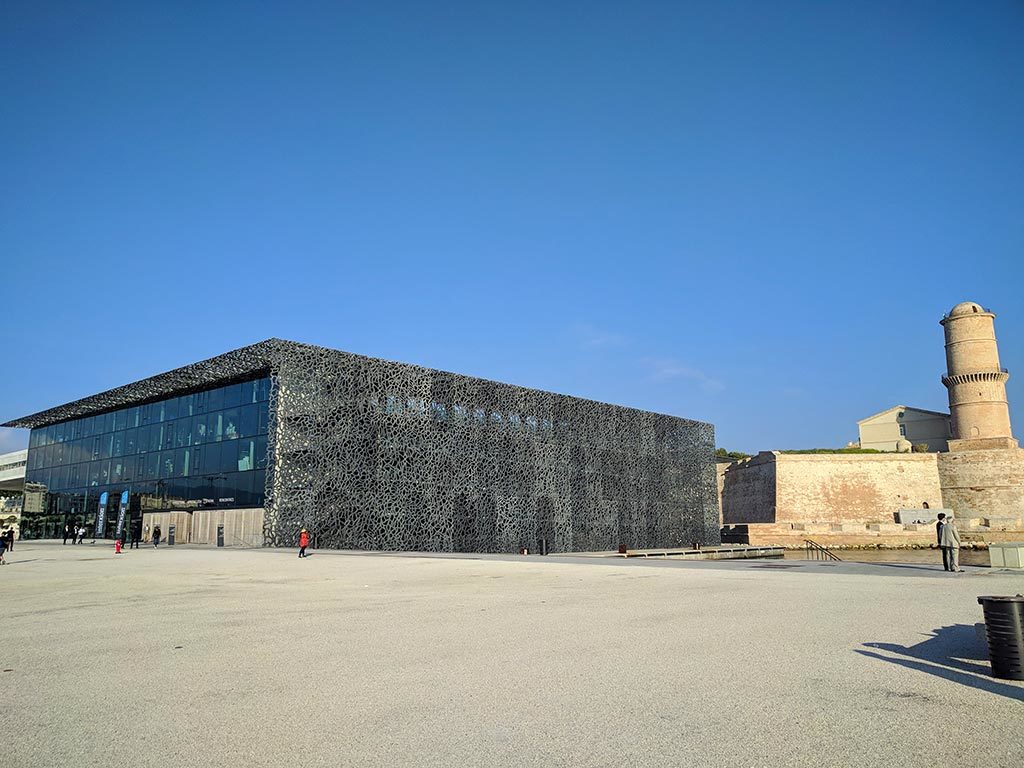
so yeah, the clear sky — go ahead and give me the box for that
[2,1,1022,454]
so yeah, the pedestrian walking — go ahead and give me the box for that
[130,521,141,549]
[936,512,950,571]
[62,524,70,545]
[0,533,7,565]
[153,525,162,547]
[77,526,86,545]
[5,527,13,552]
[940,514,963,572]
[298,528,310,558]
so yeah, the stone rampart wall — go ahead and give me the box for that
[938,448,1024,520]
[721,452,944,525]
[720,453,776,524]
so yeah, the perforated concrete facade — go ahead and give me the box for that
[5,339,720,553]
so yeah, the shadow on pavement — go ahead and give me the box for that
[857,623,1024,702]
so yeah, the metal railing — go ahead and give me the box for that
[804,539,842,561]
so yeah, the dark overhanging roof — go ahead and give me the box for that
[1,339,293,430]
[3,337,714,432]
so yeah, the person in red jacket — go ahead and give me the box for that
[298,528,310,558]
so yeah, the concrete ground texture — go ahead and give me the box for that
[3,543,1023,768]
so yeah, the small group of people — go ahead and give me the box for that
[0,527,13,565]
[62,524,87,545]
[936,512,964,572]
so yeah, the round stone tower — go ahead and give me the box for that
[940,301,1018,451]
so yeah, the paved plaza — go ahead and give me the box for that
[2,543,1022,768]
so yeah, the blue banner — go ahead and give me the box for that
[95,491,109,538]
[115,491,129,542]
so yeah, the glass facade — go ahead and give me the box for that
[21,377,271,539]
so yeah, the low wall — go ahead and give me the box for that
[192,508,265,547]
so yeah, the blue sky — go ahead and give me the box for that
[2,1,1022,454]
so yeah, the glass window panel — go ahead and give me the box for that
[162,422,176,450]
[124,428,138,456]
[80,416,93,439]
[174,418,189,448]
[222,383,242,409]
[111,460,123,484]
[164,397,179,421]
[237,439,254,472]
[99,460,111,485]
[55,442,65,465]
[54,422,66,444]
[121,455,137,483]
[88,462,100,486]
[148,425,163,453]
[192,446,207,476]
[207,387,225,412]
[252,470,266,505]
[207,412,223,442]
[100,412,114,434]
[142,453,159,481]
[136,426,150,454]
[239,404,258,438]
[193,416,206,445]
[181,447,192,477]
[99,434,113,460]
[69,420,80,441]
[127,406,140,429]
[255,436,268,470]
[160,451,176,479]
[140,404,152,425]
[179,394,194,418]
[257,405,269,435]
[70,463,83,487]
[54,465,69,490]
[194,391,208,414]
[239,380,256,405]
[113,410,128,431]
[256,378,270,402]
[217,441,236,473]
[112,432,125,458]
[222,408,239,440]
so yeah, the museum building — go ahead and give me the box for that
[3,339,719,553]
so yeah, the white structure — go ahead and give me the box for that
[857,406,950,452]
[0,448,27,495]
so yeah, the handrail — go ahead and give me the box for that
[804,539,842,561]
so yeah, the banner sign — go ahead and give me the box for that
[95,491,109,538]
[115,491,129,542]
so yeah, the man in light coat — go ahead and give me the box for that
[940,514,963,573]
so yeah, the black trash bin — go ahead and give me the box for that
[168,524,176,546]
[977,594,1024,680]
[217,524,225,548]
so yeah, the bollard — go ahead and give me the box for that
[168,525,176,546]
[217,524,225,547]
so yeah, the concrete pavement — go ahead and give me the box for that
[2,542,1022,768]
